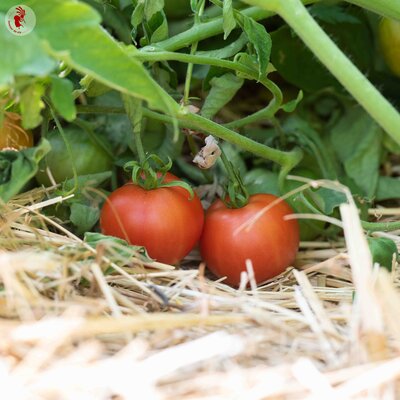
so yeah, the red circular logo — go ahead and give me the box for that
[5,5,36,36]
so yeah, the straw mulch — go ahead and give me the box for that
[1,183,400,399]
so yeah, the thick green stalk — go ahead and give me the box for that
[146,1,317,51]
[76,105,303,169]
[243,0,400,145]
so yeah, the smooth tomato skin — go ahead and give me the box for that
[100,172,204,265]
[200,194,299,287]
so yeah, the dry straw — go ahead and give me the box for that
[1,182,400,399]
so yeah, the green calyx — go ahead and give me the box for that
[124,154,195,199]
[220,151,249,209]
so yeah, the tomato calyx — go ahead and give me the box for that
[124,154,195,198]
[219,151,249,209]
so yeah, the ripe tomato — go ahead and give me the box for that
[0,112,33,150]
[100,172,204,265]
[200,194,299,287]
[379,18,400,77]
[36,127,113,185]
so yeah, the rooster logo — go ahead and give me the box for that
[5,5,36,36]
[13,6,26,29]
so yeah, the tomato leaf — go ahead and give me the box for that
[50,76,76,121]
[20,82,45,130]
[0,140,50,203]
[70,203,100,235]
[144,0,164,21]
[222,0,236,40]
[367,237,398,271]
[376,176,400,201]
[330,108,382,198]
[238,15,271,78]
[201,73,244,120]
[84,232,151,261]
[281,90,304,113]
[0,17,56,86]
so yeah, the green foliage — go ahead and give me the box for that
[0,140,50,203]
[367,237,398,271]
[222,0,236,40]
[50,76,76,121]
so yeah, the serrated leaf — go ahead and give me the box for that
[223,0,236,40]
[50,76,76,121]
[201,73,244,120]
[239,15,271,78]
[309,187,347,215]
[20,83,45,129]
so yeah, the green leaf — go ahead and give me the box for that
[131,1,145,39]
[281,90,304,113]
[270,8,373,92]
[20,82,45,129]
[0,140,51,203]
[0,16,56,86]
[244,168,280,196]
[222,0,236,40]
[50,76,76,121]
[149,11,168,43]
[84,231,151,260]
[330,108,382,198]
[309,187,347,215]
[196,32,247,59]
[310,3,361,24]
[376,176,400,201]
[80,75,111,97]
[367,237,398,271]
[1,0,176,115]
[201,73,244,120]
[62,171,112,193]
[70,203,100,235]
[238,15,271,78]
[144,0,164,21]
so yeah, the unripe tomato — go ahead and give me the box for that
[379,18,400,77]
[0,112,33,150]
[36,127,113,185]
[100,172,204,265]
[200,194,299,287]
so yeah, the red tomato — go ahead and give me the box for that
[200,194,299,287]
[100,172,204,265]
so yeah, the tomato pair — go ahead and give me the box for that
[100,173,299,287]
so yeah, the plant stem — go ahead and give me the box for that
[136,51,283,110]
[362,220,400,232]
[243,0,400,145]
[76,104,303,169]
[146,1,318,52]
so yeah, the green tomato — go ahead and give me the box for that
[379,18,400,77]
[36,127,113,186]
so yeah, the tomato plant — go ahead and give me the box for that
[0,112,33,150]
[200,194,299,287]
[379,18,400,77]
[36,127,113,185]
[100,172,204,265]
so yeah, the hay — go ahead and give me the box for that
[1,185,400,399]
